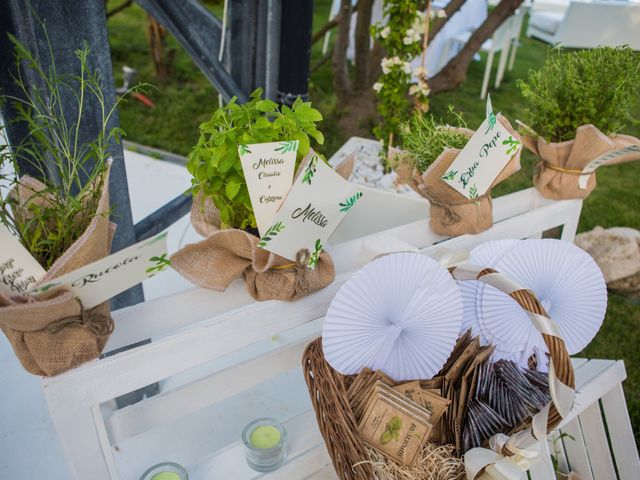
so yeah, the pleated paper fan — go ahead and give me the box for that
[480,239,607,364]
[322,253,463,381]
[459,240,521,337]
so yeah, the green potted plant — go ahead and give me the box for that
[517,46,640,200]
[393,110,521,236]
[186,88,324,233]
[0,37,133,376]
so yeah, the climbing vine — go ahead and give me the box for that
[371,0,431,157]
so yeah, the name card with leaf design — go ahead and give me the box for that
[258,153,363,269]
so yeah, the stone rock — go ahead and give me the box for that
[575,226,640,283]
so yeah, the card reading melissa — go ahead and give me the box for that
[0,223,47,297]
[441,102,521,199]
[30,232,170,308]
[258,154,363,269]
[238,140,298,236]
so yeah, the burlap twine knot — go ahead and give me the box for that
[47,306,114,337]
[522,124,640,200]
[420,187,491,227]
[271,249,312,296]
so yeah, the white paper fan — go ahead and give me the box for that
[459,240,521,337]
[322,253,463,381]
[479,239,607,365]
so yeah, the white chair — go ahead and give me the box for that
[444,16,515,99]
[528,0,640,50]
[507,6,530,72]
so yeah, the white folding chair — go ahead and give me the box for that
[506,6,529,73]
[446,16,515,99]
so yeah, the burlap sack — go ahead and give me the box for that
[523,124,640,200]
[0,168,114,376]
[394,115,522,236]
[171,150,356,301]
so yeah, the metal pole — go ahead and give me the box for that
[0,0,144,310]
[277,0,314,105]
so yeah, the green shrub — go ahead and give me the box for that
[399,110,469,174]
[517,46,640,143]
[187,89,324,229]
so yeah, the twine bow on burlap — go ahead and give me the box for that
[419,187,491,227]
[271,249,312,297]
[47,306,113,337]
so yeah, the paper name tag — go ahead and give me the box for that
[441,99,521,199]
[258,153,362,268]
[238,140,298,236]
[31,232,170,308]
[578,144,640,189]
[0,224,47,296]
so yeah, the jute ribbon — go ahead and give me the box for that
[449,264,575,480]
[270,249,312,296]
[420,187,490,226]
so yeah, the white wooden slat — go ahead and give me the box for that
[601,384,640,480]
[187,410,325,479]
[304,468,339,480]
[560,418,595,480]
[571,357,589,371]
[578,402,617,480]
[528,452,556,480]
[107,326,321,444]
[263,444,334,480]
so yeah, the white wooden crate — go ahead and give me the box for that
[41,184,638,480]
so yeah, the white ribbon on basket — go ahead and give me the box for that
[449,264,576,480]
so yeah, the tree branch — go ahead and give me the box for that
[429,0,467,42]
[354,0,374,91]
[332,0,353,102]
[106,0,133,18]
[429,0,523,94]
[312,1,360,45]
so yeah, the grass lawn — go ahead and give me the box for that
[107,1,640,443]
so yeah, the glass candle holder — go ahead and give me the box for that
[242,418,287,472]
[139,462,188,480]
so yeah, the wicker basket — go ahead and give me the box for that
[302,265,575,480]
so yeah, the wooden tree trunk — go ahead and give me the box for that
[333,0,353,102]
[428,0,524,94]
[354,0,374,91]
[429,0,467,42]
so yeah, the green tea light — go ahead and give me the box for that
[242,418,287,472]
[139,462,188,480]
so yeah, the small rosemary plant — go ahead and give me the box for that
[399,109,469,174]
[517,46,640,143]
[0,33,134,269]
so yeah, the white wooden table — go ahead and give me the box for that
[41,148,639,479]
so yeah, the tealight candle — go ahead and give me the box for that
[242,418,287,472]
[139,462,188,480]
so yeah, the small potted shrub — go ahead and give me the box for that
[393,110,521,236]
[517,46,640,200]
[172,90,340,302]
[0,39,126,376]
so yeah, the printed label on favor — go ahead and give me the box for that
[0,224,46,296]
[238,140,298,236]
[257,152,363,268]
[441,99,521,199]
[30,232,170,308]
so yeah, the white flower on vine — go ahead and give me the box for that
[413,66,428,78]
[380,26,391,39]
[373,82,384,92]
[403,28,421,45]
[403,61,412,74]
[430,9,448,19]
[381,56,403,74]
[409,84,420,96]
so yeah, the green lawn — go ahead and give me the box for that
[107,2,640,443]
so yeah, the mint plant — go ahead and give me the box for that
[187,88,324,230]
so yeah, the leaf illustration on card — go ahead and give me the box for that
[274,140,298,154]
[307,239,323,269]
[258,221,285,248]
[469,184,479,198]
[238,144,252,156]
[339,191,363,212]
[35,282,61,293]
[146,253,171,275]
[301,154,319,185]
[501,135,521,155]
[441,170,458,181]
[485,112,497,134]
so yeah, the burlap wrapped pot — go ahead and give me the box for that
[523,124,640,200]
[393,115,521,237]
[171,150,356,301]
[0,168,115,376]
